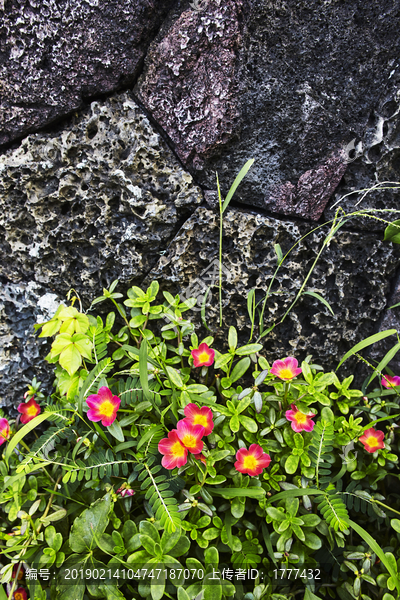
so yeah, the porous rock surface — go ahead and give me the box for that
[0,281,61,409]
[0,0,176,146]
[0,92,202,406]
[146,207,400,376]
[137,0,400,220]
[0,92,202,295]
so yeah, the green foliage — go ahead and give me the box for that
[4,203,400,599]
[308,421,335,488]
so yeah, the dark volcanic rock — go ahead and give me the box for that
[137,0,400,220]
[146,207,400,377]
[136,0,243,166]
[0,92,202,298]
[0,281,60,409]
[0,0,176,146]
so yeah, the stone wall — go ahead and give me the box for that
[1,0,400,407]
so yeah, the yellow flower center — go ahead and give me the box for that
[171,441,186,457]
[99,401,115,417]
[295,412,308,424]
[198,351,210,363]
[15,594,23,600]
[181,434,197,448]
[279,368,294,379]
[366,435,379,448]
[243,455,258,470]
[193,414,208,428]
[27,405,38,416]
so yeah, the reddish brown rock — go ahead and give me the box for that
[136,0,242,166]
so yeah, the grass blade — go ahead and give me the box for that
[222,159,254,213]
[303,291,335,316]
[337,329,397,369]
[368,341,400,386]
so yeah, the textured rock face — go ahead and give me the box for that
[0,0,176,146]
[146,207,400,375]
[0,92,202,296]
[137,0,400,219]
[0,282,61,409]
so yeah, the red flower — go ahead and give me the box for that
[381,375,400,389]
[86,387,121,427]
[270,357,302,380]
[0,419,10,446]
[158,430,188,469]
[183,403,214,436]
[176,420,205,453]
[235,444,271,476]
[191,343,215,368]
[17,398,41,424]
[14,588,28,600]
[359,428,385,453]
[285,404,316,433]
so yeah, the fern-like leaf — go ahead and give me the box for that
[134,462,181,533]
[309,421,335,488]
[315,485,350,532]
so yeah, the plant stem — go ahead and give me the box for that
[217,172,223,327]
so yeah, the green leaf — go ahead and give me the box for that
[139,341,155,403]
[228,326,238,352]
[230,357,251,383]
[6,412,61,465]
[69,493,111,553]
[165,366,183,388]
[107,420,124,442]
[368,341,400,386]
[285,454,300,475]
[239,416,258,432]
[222,158,254,213]
[274,243,283,264]
[337,329,397,369]
[56,555,86,600]
[235,344,263,356]
[384,219,400,244]
[304,589,323,600]
[209,487,265,499]
[391,519,400,534]
[303,291,334,316]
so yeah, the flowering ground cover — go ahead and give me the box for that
[0,279,400,600]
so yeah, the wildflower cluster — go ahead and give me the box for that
[0,280,399,600]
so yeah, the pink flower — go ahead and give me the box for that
[270,357,302,380]
[191,343,215,368]
[359,428,385,453]
[116,487,135,497]
[176,420,205,454]
[381,375,400,389]
[86,387,121,426]
[183,403,214,436]
[17,398,41,424]
[285,404,316,432]
[235,444,271,476]
[0,419,10,446]
[158,430,188,469]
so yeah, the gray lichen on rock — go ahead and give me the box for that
[0,92,203,297]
